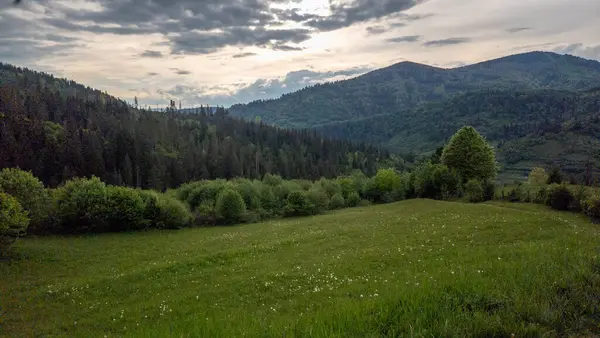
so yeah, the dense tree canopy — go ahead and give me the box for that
[231,52,600,128]
[442,126,497,182]
[0,63,388,190]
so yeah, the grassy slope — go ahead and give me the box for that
[1,200,600,337]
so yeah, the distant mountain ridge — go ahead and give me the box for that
[229,52,600,128]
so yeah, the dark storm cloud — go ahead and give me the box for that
[387,35,421,43]
[423,37,471,47]
[232,52,257,58]
[140,50,164,58]
[507,27,531,33]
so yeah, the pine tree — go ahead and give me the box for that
[122,153,133,186]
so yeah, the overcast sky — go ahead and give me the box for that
[0,0,599,108]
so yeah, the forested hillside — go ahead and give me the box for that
[0,63,388,190]
[316,88,600,180]
[229,52,600,128]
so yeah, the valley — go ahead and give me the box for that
[231,52,600,179]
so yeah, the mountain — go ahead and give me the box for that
[0,63,389,189]
[316,88,600,181]
[229,52,600,128]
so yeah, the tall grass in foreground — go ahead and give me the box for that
[1,200,599,337]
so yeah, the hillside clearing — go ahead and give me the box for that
[1,200,599,337]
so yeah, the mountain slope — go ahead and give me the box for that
[316,88,600,180]
[0,63,388,189]
[229,52,600,128]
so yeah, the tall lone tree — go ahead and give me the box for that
[441,126,497,182]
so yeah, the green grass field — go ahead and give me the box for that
[1,200,600,337]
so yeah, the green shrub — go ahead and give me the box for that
[186,180,227,210]
[263,173,283,187]
[273,181,302,208]
[523,190,532,203]
[104,186,147,231]
[195,199,217,225]
[381,192,398,204]
[465,179,484,203]
[216,189,246,224]
[349,170,367,197]
[337,177,356,199]
[319,178,342,198]
[534,187,547,204]
[432,165,461,200]
[174,181,204,202]
[482,180,496,201]
[545,184,574,211]
[570,185,588,213]
[346,192,361,207]
[307,186,329,214]
[138,190,161,223]
[403,172,416,199]
[240,210,261,223]
[0,168,49,229]
[413,162,437,199]
[374,169,401,195]
[584,196,600,218]
[547,166,563,184]
[284,191,313,217]
[53,176,108,232]
[507,185,523,203]
[330,193,346,210]
[258,184,277,212]
[0,192,30,253]
[155,195,191,229]
[528,167,548,186]
[357,199,371,207]
[362,177,381,202]
[294,179,313,191]
[232,179,261,210]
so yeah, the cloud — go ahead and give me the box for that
[140,50,164,58]
[553,43,600,61]
[168,27,311,55]
[271,44,304,51]
[423,37,471,47]
[507,27,531,33]
[0,10,81,63]
[8,0,427,56]
[387,35,421,43]
[155,66,373,107]
[304,0,422,32]
[170,68,191,75]
[366,26,387,35]
[232,52,257,59]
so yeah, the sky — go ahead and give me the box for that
[0,0,599,108]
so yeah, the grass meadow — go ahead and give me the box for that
[1,200,599,337]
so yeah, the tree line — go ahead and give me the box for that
[1,126,500,253]
[0,63,389,190]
